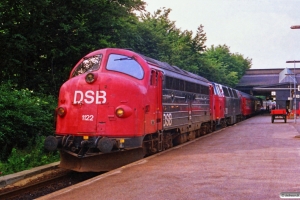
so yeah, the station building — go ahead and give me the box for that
[236,68,300,112]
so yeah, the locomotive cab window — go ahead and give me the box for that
[72,54,102,77]
[106,54,144,79]
[228,88,234,97]
[232,90,239,98]
[215,84,222,95]
[212,83,218,95]
[223,87,230,97]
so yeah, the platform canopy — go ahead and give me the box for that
[236,68,300,96]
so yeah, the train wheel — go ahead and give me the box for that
[164,133,173,149]
[195,129,201,138]
[199,125,206,136]
[207,123,212,133]
[212,121,217,132]
[221,119,227,128]
[188,131,196,141]
[173,133,187,145]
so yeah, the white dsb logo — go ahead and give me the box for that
[73,90,106,104]
[164,113,173,127]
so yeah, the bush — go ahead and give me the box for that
[0,83,57,160]
[0,136,60,176]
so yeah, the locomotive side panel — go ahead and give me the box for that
[162,74,211,132]
[190,85,210,129]
[163,89,189,130]
[232,89,242,116]
[239,91,261,117]
[143,69,163,134]
[211,82,226,126]
[219,85,242,125]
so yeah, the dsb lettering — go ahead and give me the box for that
[73,90,106,104]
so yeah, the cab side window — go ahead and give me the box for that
[150,70,158,86]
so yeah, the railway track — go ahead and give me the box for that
[0,168,102,200]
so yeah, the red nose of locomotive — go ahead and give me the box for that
[45,50,147,157]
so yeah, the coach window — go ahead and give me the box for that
[72,54,102,77]
[106,54,144,79]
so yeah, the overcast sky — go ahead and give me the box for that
[143,0,300,69]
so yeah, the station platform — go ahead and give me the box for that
[39,115,300,199]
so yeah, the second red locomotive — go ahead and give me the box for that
[44,48,260,172]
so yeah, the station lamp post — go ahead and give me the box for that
[286,61,300,123]
[287,25,300,123]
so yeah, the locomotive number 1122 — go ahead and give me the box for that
[82,115,94,121]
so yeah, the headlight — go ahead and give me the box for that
[116,108,124,117]
[56,107,67,117]
[85,72,98,83]
[115,105,133,118]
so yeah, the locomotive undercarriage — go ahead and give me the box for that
[45,135,146,172]
[142,132,173,155]
[56,117,236,172]
[60,135,119,157]
[142,121,214,156]
[59,147,145,172]
[45,134,145,158]
[225,114,244,125]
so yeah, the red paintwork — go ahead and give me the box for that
[241,97,252,116]
[210,84,225,121]
[271,109,286,115]
[211,94,225,121]
[56,48,162,138]
[240,92,258,117]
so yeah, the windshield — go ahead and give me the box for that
[106,54,144,79]
[72,54,102,77]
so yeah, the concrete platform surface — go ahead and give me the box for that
[38,115,300,200]
[0,162,60,188]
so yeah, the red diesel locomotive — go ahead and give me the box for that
[44,48,260,172]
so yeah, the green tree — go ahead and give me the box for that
[203,45,252,87]
[0,83,56,160]
[0,0,145,95]
[130,8,207,74]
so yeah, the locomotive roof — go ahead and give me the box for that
[139,54,210,84]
